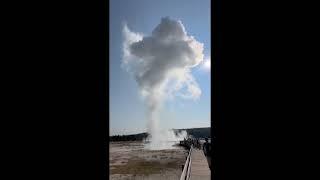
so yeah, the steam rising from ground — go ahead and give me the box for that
[122,17,204,150]
[144,130,188,150]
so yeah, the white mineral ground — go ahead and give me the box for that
[109,141,188,180]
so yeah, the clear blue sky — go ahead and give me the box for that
[110,0,211,135]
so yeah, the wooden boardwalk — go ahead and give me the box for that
[190,149,211,180]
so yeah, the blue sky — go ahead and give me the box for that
[110,0,211,135]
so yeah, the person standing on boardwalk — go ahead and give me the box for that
[203,138,211,170]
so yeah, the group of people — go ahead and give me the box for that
[182,137,212,170]
[183,137,202,149]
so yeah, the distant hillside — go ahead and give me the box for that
[173,127,211,139]
[109,127,210,141]
[109,132,148,142]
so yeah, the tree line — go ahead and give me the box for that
[109,127,211,142]
[109,133,148,141]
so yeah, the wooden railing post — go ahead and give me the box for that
[180,145,193,180]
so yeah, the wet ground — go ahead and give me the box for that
[109,141,188,180]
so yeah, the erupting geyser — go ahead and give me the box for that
[122,17,204,150]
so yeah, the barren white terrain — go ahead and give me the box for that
[109,141,188,180]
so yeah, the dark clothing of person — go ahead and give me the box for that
[203,142,211,156]
[203,141,211,170]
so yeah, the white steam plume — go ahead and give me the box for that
[122,17,204,150]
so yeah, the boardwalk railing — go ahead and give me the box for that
[180,145,193,180]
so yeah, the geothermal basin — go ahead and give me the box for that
[109,141,188,180]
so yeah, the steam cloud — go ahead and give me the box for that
[122,17,204,150]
